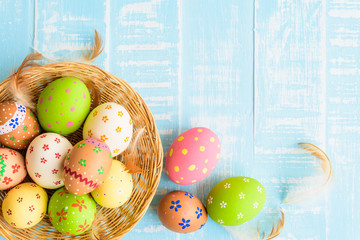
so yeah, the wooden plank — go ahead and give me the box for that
[34,0,107,68]
[0,0,35,82]
[107,1,180,239]
[1,0,359,239]
[326,1,360,239]
[120,0,254,239]
[254,0,328,238]
[108,0,180,154]
[179,0,255,214]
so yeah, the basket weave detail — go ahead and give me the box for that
[0,61,163,239]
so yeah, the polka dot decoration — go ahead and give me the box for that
[48,187,96,236]
[37,76,91,135]
[166,127,221,185]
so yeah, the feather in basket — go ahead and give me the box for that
[0,30,163,240]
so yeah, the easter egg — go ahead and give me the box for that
[26,133,72,189]
[64,138,112,195]
[158,191,207,233]
[91,160,133,208]
[166,127,220,185]
[0,148,26,190]
[0,101,40,150]
[37,76,91,135]
[83,102,133,157]
[206,177,266,226]
[2,182,47,228]
[48,187,97,236]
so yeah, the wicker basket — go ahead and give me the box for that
[0,60,163,239]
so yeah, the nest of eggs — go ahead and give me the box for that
[0,51,163,239]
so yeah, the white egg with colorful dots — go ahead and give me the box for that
[83,102,133,157]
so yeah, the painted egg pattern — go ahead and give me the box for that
[0,101,40,150]
[48,187,97,236]
[166,127,221,185]
[206,177,266,226]
[91,160,133,208]
[37,76,91,135]
[26,133,72,189]
[83,102,133,157]
[2,183,48,229]
[157,191,207,233]
[64,138,112,195]
[0,148,26,190]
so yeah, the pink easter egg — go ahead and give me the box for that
[165,127,221,185]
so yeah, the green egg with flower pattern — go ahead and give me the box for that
[48,187,97,236]
[206,176,266,226]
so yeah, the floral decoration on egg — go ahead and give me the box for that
[206,176,266,226]
[2,182,48,229]
[0,148,26,190]
[157,190,207,233]
[64,138,112,195]
[166,127,221,185]
[37,76,91,135]
[0,101,40,150]
[83,102,133,157]
[48,187,97,236]
[26,133,72,189]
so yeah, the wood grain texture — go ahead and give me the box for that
[0,0,358,239]
[0,0,35,83]
[254,0,327,239]
[326,1,360,239]
[34,0,107,68]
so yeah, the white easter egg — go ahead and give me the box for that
[26,133,72,189]
[82,102,133,157]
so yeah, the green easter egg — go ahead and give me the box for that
[37,77,91,135]
[206,176,266,226]
[48,187,97,236]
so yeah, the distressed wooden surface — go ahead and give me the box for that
[1,0,359,239]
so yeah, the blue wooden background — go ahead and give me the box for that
[1,0,359,239]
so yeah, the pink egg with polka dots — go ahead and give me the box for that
[166,127,221,185]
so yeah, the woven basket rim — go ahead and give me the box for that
[0,60,163,239]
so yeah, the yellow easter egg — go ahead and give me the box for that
[2,182,48,228]
[91,160,133,208]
